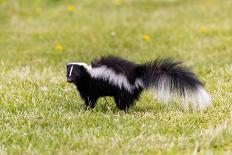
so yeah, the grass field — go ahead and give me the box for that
[0,0,232,154]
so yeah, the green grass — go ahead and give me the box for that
[0,0,232,154]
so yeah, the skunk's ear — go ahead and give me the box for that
[79,65,87,72]
[91,61,96,67]
[91,60,100,68]
[79,65,84,70]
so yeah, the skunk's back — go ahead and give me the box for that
[91,56,138,78]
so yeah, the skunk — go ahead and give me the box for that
[66,56,211,110]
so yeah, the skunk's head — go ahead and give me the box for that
[66,63,90,83]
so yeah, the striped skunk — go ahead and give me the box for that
[66,56,211,110]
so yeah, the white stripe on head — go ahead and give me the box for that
[68,62,92,71]
[69,66,74,76]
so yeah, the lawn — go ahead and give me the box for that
[0,0,232,154]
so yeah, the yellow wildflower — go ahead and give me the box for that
[68,5,76,12]
[143,35,151,41]
[207,0,214,7]
[199,26,207,33]
[36,7,42,14]
[114,0,123,5]
[55,43,64,52]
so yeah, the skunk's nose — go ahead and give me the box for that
[67,77,73,83]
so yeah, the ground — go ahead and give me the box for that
[0,0,232,154]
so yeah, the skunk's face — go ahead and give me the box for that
[66,64,85,83]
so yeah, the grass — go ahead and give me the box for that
[0,0,232,154]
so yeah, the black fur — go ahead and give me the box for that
[67,56,206,110]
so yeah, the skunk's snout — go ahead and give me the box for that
[67,77,73,83]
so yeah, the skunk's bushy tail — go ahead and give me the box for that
[140,59,211,110]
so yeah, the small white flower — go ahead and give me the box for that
[41,86,48,92]
[111,31,116,37]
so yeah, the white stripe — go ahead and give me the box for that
[89,66,133,92]
[69,66,73,76]
[89,66,144,92]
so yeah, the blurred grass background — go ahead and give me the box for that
[0,0,232,154]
